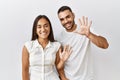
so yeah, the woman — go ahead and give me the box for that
[22,15,72,80]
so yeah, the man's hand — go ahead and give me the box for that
[74,16,92,37]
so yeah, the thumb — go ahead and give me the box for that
[59,48,62,58]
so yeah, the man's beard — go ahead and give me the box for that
[64,20,75,30]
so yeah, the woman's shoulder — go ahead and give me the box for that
[50,41,61,48]
[24,40,38,53]
[24,40,37,50]
[24,40,35,46]
[51,41,61,46]
[50,41,61,51]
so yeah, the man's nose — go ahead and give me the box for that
[64,18,68,23]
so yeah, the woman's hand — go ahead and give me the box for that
[59,45,72,62]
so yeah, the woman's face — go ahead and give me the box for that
[36,18,50,40]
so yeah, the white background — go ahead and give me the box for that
[0,0,119,80]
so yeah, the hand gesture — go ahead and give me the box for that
[75,16,92,37]
[59,45,72,62]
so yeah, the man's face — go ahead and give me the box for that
[58,10,75,31]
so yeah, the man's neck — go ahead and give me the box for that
[66,24,77,32]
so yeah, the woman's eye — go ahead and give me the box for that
[44,24,48,27]
[45,25,48,27]
[37,25,41,28]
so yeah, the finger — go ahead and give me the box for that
[88,20,92,29]
[82,16,85,25]
[68,46,72,55]
[66,45,69,51]
[63,45,67,52]
[79,19,82,26]
[66,49,72,59]
[67,45,71,51]
[59,48,62,56]
[63,45,66,52]
[65,45,72,55]
[85,17,88,26]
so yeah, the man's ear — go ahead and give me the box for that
[72,12,75,19]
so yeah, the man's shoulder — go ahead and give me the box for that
[55,29,65,40]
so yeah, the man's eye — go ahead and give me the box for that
[60,19,64,21]
[66,15,70,18]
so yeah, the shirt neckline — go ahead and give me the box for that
[34,39,52,49]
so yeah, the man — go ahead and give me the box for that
[55,6,109,80]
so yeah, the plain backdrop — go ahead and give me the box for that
[0,0,119,80]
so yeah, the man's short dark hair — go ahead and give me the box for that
[57,6,72,14]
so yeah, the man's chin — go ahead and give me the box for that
[67,26,72,30]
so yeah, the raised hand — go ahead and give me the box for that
[59,45,72,62]
[75,16,92,37]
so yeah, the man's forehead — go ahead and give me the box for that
[58,10,72,18]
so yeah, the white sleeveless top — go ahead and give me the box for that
[24,39,60,80]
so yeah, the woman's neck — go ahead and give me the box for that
[37,38,49,49]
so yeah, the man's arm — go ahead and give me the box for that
[75,16,109,49]
[87,32,109,49]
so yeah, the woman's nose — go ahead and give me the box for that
[41,26,46,31]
